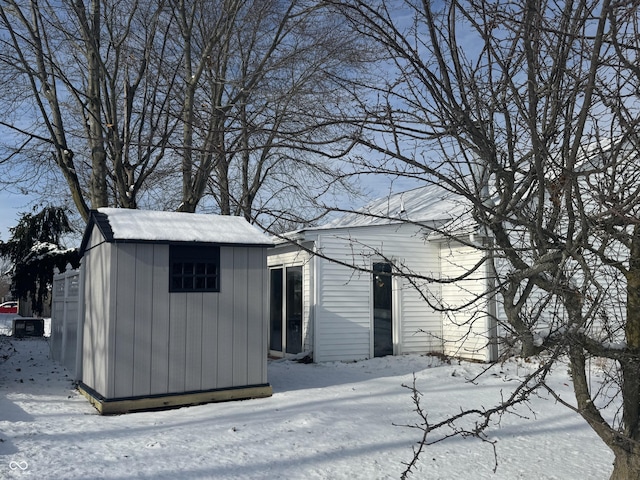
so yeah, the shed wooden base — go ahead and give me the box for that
[78,383,273,415]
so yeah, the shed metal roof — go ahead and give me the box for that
[80,208,273,254]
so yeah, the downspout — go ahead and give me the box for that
[485,236,499,362]
[393,267,401,356]
[312,236,320,362]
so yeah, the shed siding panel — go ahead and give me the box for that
[132,244,154,397]
[168,293,187,392]
[217,249,234,388]
[106,239,119,397]
[82,226,113,396]
[113,244,137,397]
[247,247,267,385]
[440,242,491,361]
[232,248,249,386]
[185,293,204,391]
[201,292,219,390]
[150,245,170,395]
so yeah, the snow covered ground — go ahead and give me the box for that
[0,314,21,336]
[0,335,613,479]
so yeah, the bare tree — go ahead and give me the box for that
[171,0,365,228]
[327,0,640,478]
[0,0,179,220]
[1,0,365,230]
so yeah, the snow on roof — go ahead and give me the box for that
[91,208,272,246]
[319,183,471,229]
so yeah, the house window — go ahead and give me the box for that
[169,245,220,292]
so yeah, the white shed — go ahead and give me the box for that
[267,185,499,363]
[78,208,273,414]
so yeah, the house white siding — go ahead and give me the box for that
[440,241,494,362]
[309,223,444,362]
[396,234,443,355]
[314,233,372,362]
[266,184,503,364]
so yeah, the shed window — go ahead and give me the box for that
[169,245,220,292]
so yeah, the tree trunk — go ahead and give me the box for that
[622,225,640,439]
[600,225,640,480]
[74,0,109,209]
[610,450,640,480]
[216,156,232,215]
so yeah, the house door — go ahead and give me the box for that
[373,262,393,357]
[269,266,303,354]
[285,267,303,353]
[269,268,283,351]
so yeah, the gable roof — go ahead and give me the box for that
[275,183,474,244]
[80,208,273,254]
[323,183,470,229]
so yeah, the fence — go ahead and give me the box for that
[50,267,83,381]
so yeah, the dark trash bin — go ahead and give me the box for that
[12,318,45,338]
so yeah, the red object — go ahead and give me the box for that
[0,301,18,314]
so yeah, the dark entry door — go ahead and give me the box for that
[269,268,283,351]
[269,266,303,354]
[285,266,303,353]
[373,263,393,357]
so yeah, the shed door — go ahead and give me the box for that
[373,262,393,357]
[269,266,303,354]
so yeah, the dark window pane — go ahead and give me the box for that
[169,246,220,292]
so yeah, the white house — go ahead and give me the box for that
[72,208,273,414]
[267,184,499,363]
